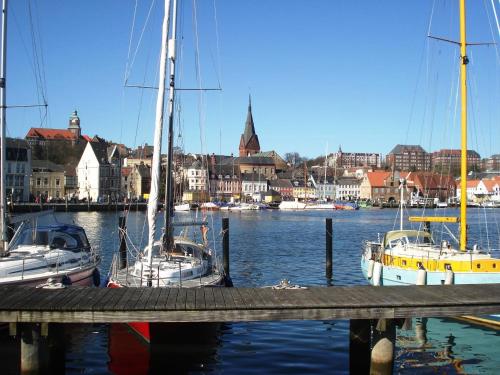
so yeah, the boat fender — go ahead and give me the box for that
[444,265,454,285]
[367,259,375,279]
[92,268,101,287]
[372,261,383,286]
[416,266,427,285]
[61,275,72,286]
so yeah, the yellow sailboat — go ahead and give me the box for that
[361,0,500,286]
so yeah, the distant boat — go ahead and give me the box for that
[279,199,307,210]
[174,203,191,211]
[305,200,335,210]
[436,201,448,208]
[334,201,359,210]
[361,0,500,287]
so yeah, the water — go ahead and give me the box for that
[2,208,500,374]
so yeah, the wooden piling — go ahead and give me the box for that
[326,218,332,280]
[222,218,229,278]
[119,215,127,269]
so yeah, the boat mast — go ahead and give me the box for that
[146,0,172,284]
[163,0,178,250]
[459,0,468,251]
[0,0,8,253]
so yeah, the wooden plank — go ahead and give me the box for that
[212,287,226,309]
[134,287,155,310]
[235,288,256,308]
[97,287,129,311]
[164,287,179,310]
[64,286,103,311]
[203,287,216,310]
[0,286,38,310]
[154,287,171,311]
[143,288,162,311]
[184,288,197,310]
[175,288,187,310]
[195,288,206,309]
[220,288,236,309]
[113,287,139,311]
[227,288,246,308]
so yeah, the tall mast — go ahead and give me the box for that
[146,0,172,284]
[0,0,8,253]
[163,0,178,249]
[459,0,468,251]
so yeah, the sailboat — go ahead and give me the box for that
[107,0,225,341]
[361,0,500,286]
[0,0,100,287]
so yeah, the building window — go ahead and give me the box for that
[37,178,41,186]
[44,178,48,186]
[56,178,60,186]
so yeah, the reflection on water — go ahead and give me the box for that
[2,208,499,373]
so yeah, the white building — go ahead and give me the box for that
[77,141,122,201]
[5,138,32,202]
[242,173,268,199]
[335,177,361,200]
[186,160,208,191]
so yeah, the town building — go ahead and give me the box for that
[241,173,268,200]
[25,110,89,146]
[359,171,399,203]
[332,146,381,169]
[405,171,456,203]
[128,163,151,200]
[431,149,481,173]
[4,138,31,202]
[76,141,122,201]
[64,164,79,197]
[30,160,65,201]
[386,144,431,171]
[482,154,500,171]
[239,97,261,157]
[208,164,241,201]
[290,179,315,200]
[269,179,293,200]
[335,177,361,200]
[186,159,208,192]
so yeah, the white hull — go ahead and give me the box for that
[279,201,307,210]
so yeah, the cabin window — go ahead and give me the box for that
[402,260,406,266]
[493,264,497,269]
[396,275,401,280]
[476,264,481,269]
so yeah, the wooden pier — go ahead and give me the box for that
[1,283,499,323]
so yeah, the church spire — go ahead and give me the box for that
[239,95,260,157]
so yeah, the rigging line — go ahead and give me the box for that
[489,0,500,41]
[212,0,223,90]
[124,0,156,86]
[27,0,48,126]
[192,0,207,158]
[124,0,139,85]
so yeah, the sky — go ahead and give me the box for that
[6,0,500,160]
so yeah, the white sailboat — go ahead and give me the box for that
[361,0,500,286]
[0,0,100,287]
[107,0,225,341]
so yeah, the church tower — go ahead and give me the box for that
[68,110,81,138]
[239,96,261,157]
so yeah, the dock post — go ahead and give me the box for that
[326,218,333,280]
[222,218,229,278]
[349,319,371,374]
[119,215,127,269]
[20,323,49,374]
[65,195,68,212]
[370,318,396,375]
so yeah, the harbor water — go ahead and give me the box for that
[1,208,499,374]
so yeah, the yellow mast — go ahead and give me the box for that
[459,0,468,251]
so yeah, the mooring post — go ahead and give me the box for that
[119,214,127,269]
[20,323,49,374]
[65,195,68,212]
[326,218,333,280]
[370,318,396,375]
[349,319,372,374]
[222,218,229,278]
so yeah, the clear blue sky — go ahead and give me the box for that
[6,0,500,159]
